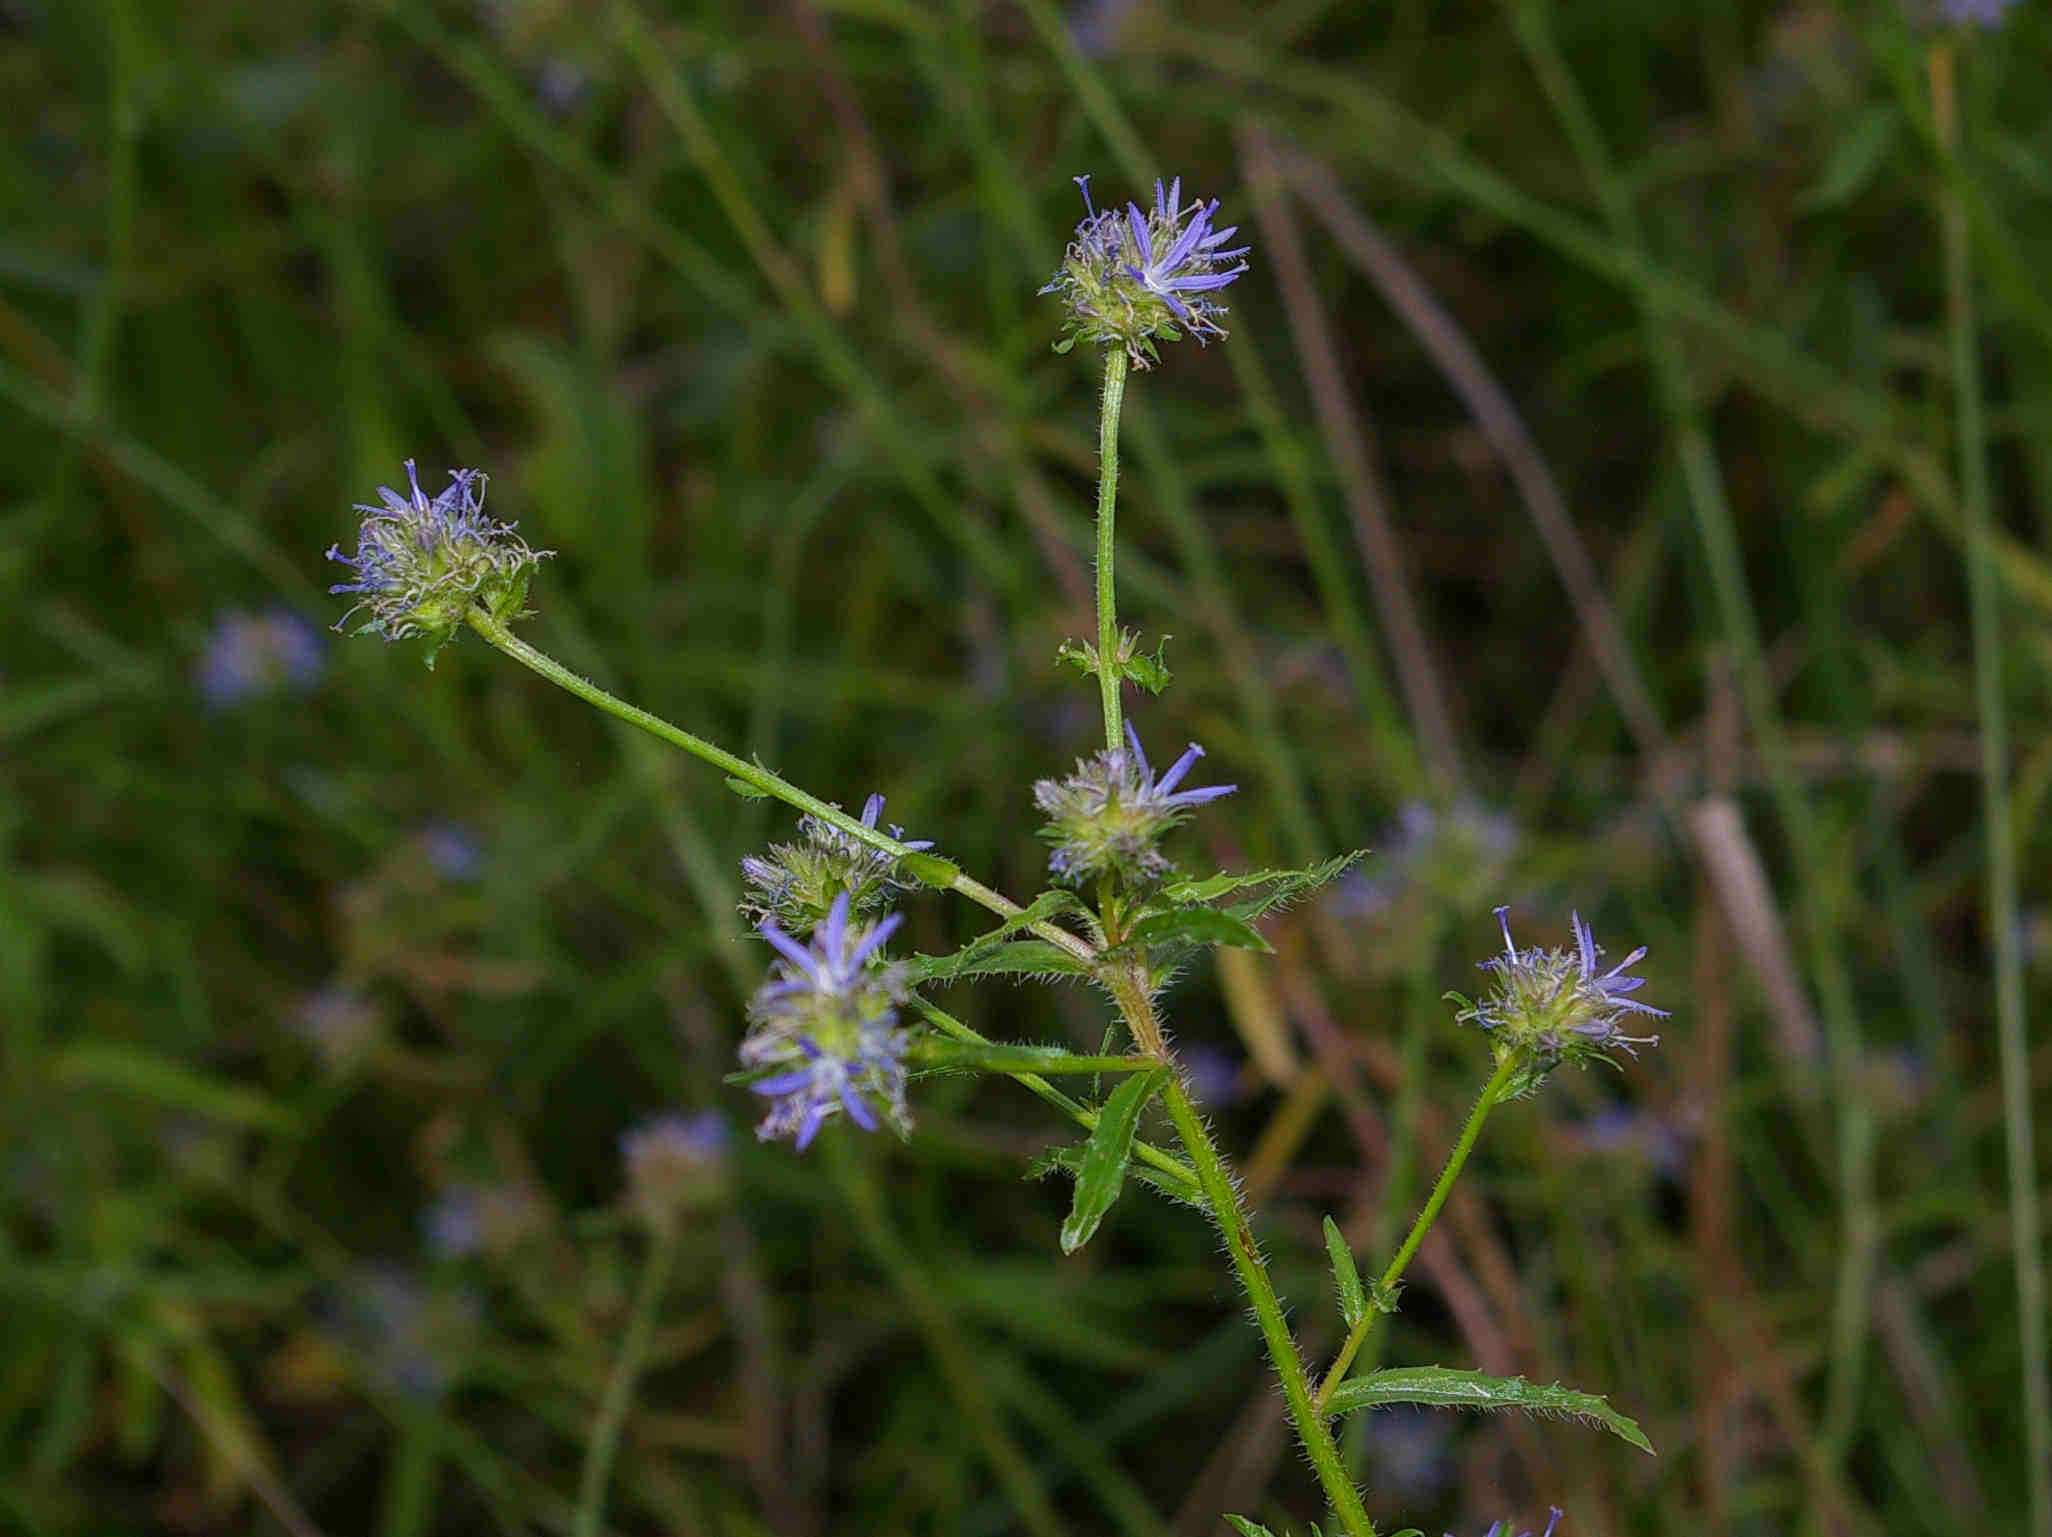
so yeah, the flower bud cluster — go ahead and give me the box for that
[1034,721,1235,888]
[328,461,551,656]
[1041,175,1250,367]
[619,1111,729,1230]
[740,793,931,932]
[1453,908,1666,1098]
[740,892,913,1150]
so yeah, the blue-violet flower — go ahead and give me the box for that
[620,1111,730,1228]
[1034,721,1235,888]
[1451,908,1666,1098]
[328,461,551,661]
[195,606,325,709]
[1451,1511,1564,1537]
[740,892,913,1149]
[1042,175,1250,367]
[741,793,933,931]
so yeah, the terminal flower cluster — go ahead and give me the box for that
[741,793,932,930]
[1453,908,1666,1097]
[740,892,913,1149]
[1034,721,1234,888]
[1042,175,1250,367]
[328,461,551,658]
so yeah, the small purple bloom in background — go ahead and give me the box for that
[1183,1045,1245,1109]
[294,985,382,1070]
[1034,721,1235,887]
[1450,1511,1563,1537]
[328,460,551,659]
[620,1111,729,1229]
[424,1182,547,1258]
[1576,1102,1691,1179]
[195,606,325,709]
[740,892,913,1150]
[1363,1409,1454,1501]
[1452,909,1667,1098]
[1934,0,2019,23]
[420,820,485,881]
[1042,175,1250,367]
[328,1266,479,1401]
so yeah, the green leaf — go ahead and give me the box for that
[724,777,770,799]
[1325,1366,1654,1455]
[1029,1142,1200,1208]
[1059,1067,1167,1254]
[1224,1519,1277,1537]
[1119,636,1172,694]
[1323,1217,1367,1329]
[915,1041,1155,1076]
[1167,851,1365,912]
[53,1045,298,1132]
[1798,104,1897,213]
[1129,906,1273,953]
[907,939,1088,985]
[898,851,960,889]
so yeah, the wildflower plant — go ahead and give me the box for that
[322,175,1665,1537]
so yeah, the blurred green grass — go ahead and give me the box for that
[3,0,2049,1533]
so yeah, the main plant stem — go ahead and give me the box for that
[1316,1053,1517,1410]
[1093,345,1130,750]
[1108,971,1375,1537]
[466,610,1094,966]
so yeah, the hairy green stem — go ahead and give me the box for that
[466,610,1094,965]
[1104,973,1372,1534]
[1933,41,2050,1537]
[1317,1052,1517,1411]
[1093,345,1130,750]
[1156,1073,1375,1536]
[573,1223,678,1537]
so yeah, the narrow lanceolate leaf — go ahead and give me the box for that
[1128,906,1273,953]
[1059,1067,1168,1254]
[1323,1216,1368,1329]
[1325,1366,1655,1455]
[914,1041,1158,1077]
[1224,1519,1278,1537]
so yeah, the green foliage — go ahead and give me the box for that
[3,0,2046,1530]
[1326,1367,1654,1457]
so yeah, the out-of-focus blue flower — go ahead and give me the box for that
[1042,175,1250,367]
[1450,1511,1563,1537]
[327,461,551,660]
[1363,1409,1454,1501]
[1034,721,1235,888]
[1182,1044,1245,1109]
[620,1111,729,1228]
[741,792,932,931]
[420,820,485,881]
[424,1182,546,1258]
[329,1266,478,1401]
[1452,909,1666,1097]
[1934,0,2019,24]
[294,986,382,1070]
[195,606,325,709]
[740,893,912,1150]
[1576,1102,1691,1179]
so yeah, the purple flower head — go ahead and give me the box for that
[1034,720,1235,887]
[424,1181,546,1259]
[294,985,382,1071]
[327,461,552,661]
[420,820,485,881]
[195,606,325,709]
[1928,0,2019,24]
[740,892,914,1150]
[742,792,934,931]
[620,1111,730,1227]
[1451,1511,1564,1537]
[1041,174,1250,368]
[1451,908,1667,1097]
